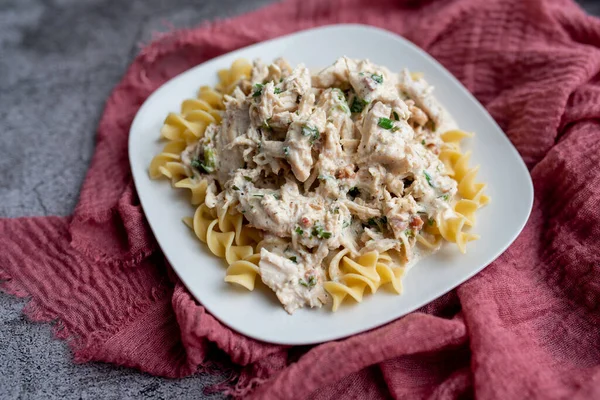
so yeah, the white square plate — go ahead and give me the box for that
[129,24,533,345]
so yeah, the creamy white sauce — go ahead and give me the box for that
[183,57,461,313]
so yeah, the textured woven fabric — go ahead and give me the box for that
[2,0,600,398]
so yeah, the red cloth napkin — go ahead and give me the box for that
[2,0,600,398]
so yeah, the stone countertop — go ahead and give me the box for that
[0,0,597,398]
[0,1,275,398]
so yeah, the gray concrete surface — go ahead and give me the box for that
[0,1,276,399]
[0,0,597,398]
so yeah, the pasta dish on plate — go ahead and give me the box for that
[149,57,489,314]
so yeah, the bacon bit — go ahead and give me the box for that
[410,216,424,230]
[301,217,311,227]
[427,143,440,155]
[335,165,356,179]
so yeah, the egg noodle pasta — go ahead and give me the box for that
[149,57,489,313]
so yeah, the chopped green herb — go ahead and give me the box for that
[423,170,435,188]
[377,117,394,130]
[367,216,388,232]
[391,126,400,132]
[311,224,332,239]
[441,194,450,201]
[190,147,216,173]
[279,77,284,82]
[202,148,215,171]
[371,74,383,84]
[273,194,281,200]
[190,158,202,170]
[343,219,351,228]
[359,72,365,76]
[253,194,264,198]
[428,218,435,226]
[299,276,316,288]
[252,83,264,97]
[348,187,360,198]
[295,227,304,235]
[333,207,340,214]
[333,88,345,101]
[274,87,282,94]
[393,111,399,121]
[337,104,350,114]
[421,139,426,145]
[243,176,253,182]
[301,125,320,144]
[404,229,414,238]
[232,185,240,191]
[350,97,368,113]
[283,146,290,156]
[289,256,297,263]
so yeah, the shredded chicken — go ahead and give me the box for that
[182,57,459,313]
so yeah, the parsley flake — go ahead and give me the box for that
[377,117,394,130]
[252,83,264,97]
[311,224,332,239]
[367,216,388,232]
[190,147,215,173]
[299,276,316,288]
[337,104,350,114]
[371,74,383,84]
[424,170,435,188]
[350,97,368,113]
[301,125,320,144]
